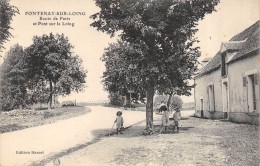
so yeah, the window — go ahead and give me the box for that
[244,74,258,112]
[221,53,227,77]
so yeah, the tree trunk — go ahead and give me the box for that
[167,92,174,110]
[53,82,56,107]
[146,83,154,130]
[49,80,52,108]
[126,93,131,106]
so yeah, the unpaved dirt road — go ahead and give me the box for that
[0,106,147,166]
[56,113,259,166]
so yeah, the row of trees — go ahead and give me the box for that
[0,33,87,111]
[91,0,219,130]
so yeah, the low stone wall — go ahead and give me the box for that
[229,112,259,125]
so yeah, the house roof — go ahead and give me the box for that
[228,26,260,63]
[201,57,213,63]
[230,21,259,41]
[195,52,221,78]
[196,20,260,78]
[222,41,245,51]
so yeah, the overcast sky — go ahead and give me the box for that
[0,0,259,102]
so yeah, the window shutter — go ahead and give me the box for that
[212,85,215,112]
[243,76,248,112]
[254,74,258,85]
[221,55,226,76]
[254,74,259,101]
[243,76,247,87]
[207,86,209,111]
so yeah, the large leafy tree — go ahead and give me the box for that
[25,33,87,107]
[0,44,27,111]
[108,91,124,106]
[91,0,219,129]
[0,0,19,52]
[102,41,146,105]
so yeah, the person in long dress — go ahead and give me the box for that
[114,111,124,134]
[173,108,181,133]
[159,101,169,133]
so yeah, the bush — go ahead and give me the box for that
[153,94,183,110]
[62,101,75,107]
[153,95,168,109]
[170,95,183,109]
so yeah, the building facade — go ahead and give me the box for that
[194,21,260,125]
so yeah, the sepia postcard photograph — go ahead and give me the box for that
[0,0,259,165]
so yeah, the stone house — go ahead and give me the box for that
[194,21,260,125]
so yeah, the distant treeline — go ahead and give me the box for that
[0,33,87,111]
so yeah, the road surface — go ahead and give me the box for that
[0,106,148,166]
[0,106,195,166]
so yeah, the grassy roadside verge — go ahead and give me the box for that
[0,106,90,134]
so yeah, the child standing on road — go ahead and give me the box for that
[115,111,124,134]
[173,108,181,133]
[160,102,169,133]
[162,108,169,133]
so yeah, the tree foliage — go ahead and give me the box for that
[108,91,124,106]
[101,40,146,105]
[91,0,219,128]
[0,44,27,110]
[0,34,87,111]
[0,0,19,51]
[25,33,87,107]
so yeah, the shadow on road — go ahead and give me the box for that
[29,120,145,166]
[30,117,195,166]
[93,118,195,138]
